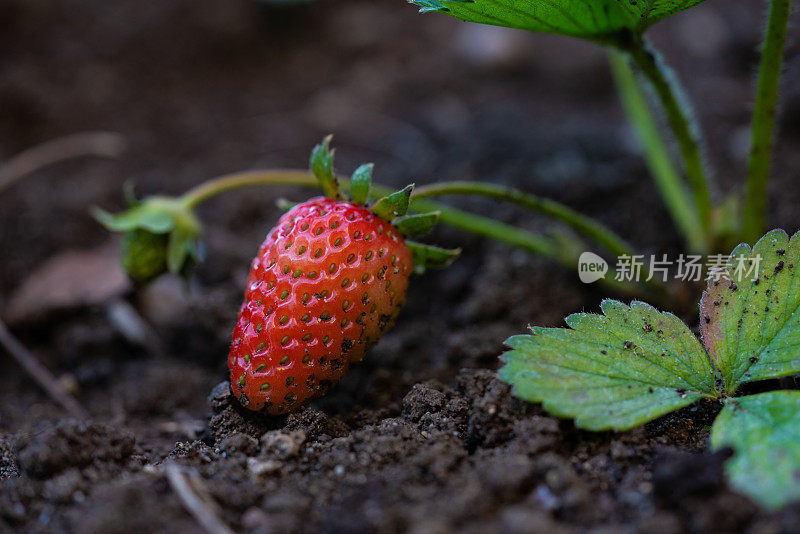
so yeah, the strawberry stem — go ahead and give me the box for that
[408,194,662,298]
[180,170,318,208]
[621,35,714,239]
[411,181,636,259]
[608,50,708,254]
[742,0,792,243]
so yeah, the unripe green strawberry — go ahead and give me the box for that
[228,197,414,413]
[95,195,202,283]
[121,229,169,283]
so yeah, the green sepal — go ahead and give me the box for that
[167,227,192,274]
[92,201,175,233]
[407,241,460,270]
[371,184,413,221]
[310,135,340,199]
[123,181,139,207]
[350,163,373,205]
[394,212,439,237]
[276,198,298,212]
[93,195,202,283]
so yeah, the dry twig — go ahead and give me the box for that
[166,462,235,534]
[0,319,88,419]
[0,131,127,195]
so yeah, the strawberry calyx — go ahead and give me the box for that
[310,135,460,271]
[92,192,202,282]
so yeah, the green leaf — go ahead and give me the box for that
[394,212,439,237]
[310,135,340,199]
[500,300,719,431]
[350,163,373,205]
[407,241,460,269]
[372,184,414,220]
[699,229,800,394]
[711,391,800,510]
[412,0,707,43]
[91,204,174,233]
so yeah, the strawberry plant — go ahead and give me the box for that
[500,229,800,509]
[411,0,792,253]
[92,0,799,508]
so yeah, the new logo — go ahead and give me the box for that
[578,252,608,283]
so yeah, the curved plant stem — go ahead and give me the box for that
[181,170,317,208]
[411,181,636,258]
[743,0,792,243]
[178,169,659,296]
[182,170,561,259]
[608,50,707,253]
[624,36,713,238]
[403,196,558,258]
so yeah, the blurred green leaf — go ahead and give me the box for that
[92,203,174,233]
[412,0,708,43]
[167,227,194,274]
[712,391,800,510]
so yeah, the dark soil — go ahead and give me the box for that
[2,0,800,532]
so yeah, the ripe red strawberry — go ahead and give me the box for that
[228,138,458,414]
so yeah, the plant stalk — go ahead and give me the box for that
[623,36,714,239]
[743,0,792,243]
[411,181,636,258]
[609,50,708,253]
[181,170,317,208]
